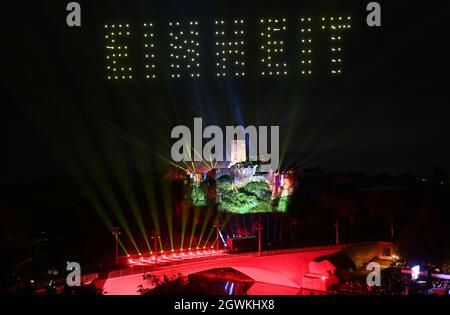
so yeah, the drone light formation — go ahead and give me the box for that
[300,17,313,75]
[143,22,157,79]
[260,18,288,76]
[214,19,246,77]
[169,21,201,78]
[103,16,352,79]
[321,16,352,75]
[104,23,133,80]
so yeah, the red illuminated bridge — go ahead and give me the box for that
[92,242,393,295]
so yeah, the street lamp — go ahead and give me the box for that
[215,220,221,251]
[150,230,160,270]
[255,222,263,254]
[334,220,340,245]
[390,218,395,240]
[112,227,121,264]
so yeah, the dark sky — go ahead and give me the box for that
[2,0,450,182]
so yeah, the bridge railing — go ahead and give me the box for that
[227,241,393,258]
[83,241,393,283]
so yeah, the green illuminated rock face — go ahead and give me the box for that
[190,184,207,206]
[186,173,292,213]
[217,177,273,214]
[276,196,290,212]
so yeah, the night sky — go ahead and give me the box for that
[2,0,450,183]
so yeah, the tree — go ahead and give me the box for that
[62,283,104,295]
[138,273,198,295]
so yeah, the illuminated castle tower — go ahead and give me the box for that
[230,139,247,165]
